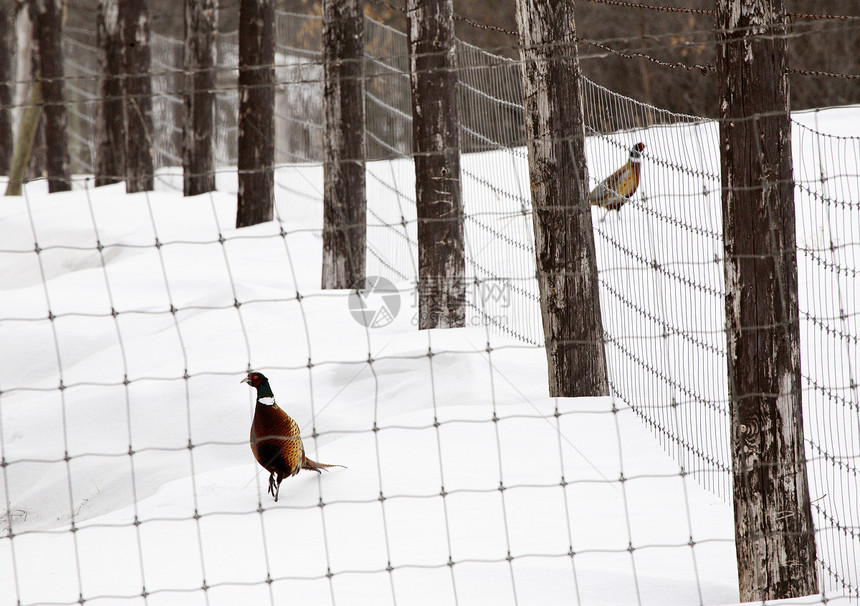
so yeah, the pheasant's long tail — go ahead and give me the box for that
[302,457,346,474]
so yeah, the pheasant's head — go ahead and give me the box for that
[630,142,645,160]
[241,371,269,388]
[241,371,276,400]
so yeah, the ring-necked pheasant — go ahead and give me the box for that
[241,371,342,501]
[589,142,645,216]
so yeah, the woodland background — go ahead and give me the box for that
[62,0,860,118]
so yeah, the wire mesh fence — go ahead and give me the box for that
[0,7,858,606]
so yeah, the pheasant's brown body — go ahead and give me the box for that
[242,372,342,502]
[250,402,305,482]
[589,142,645,214]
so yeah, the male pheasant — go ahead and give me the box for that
[589,142,645,215]
[241,371,342,501]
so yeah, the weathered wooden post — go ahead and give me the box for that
[96,0,124,187]
[119,0,154,192]
[236,0,274,227]
[406,0,466,329]
[716,0,818,599]
[322,0,366,289]
[183,0,217,196]
[514,0,609,397]
[33,0,70,192]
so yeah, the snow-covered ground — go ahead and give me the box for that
[1,107,858,606]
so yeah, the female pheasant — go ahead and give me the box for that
[241,371,342,501]
[589,142,645,215]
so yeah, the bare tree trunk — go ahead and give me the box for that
[4,79,40,196]
[13,5,32,133]
[0,0,16,175]
[716,0,818,600]
[24,2,44,182]
[96,0,124,186]
[407,0,465,329]
[236,0,273,227]
[119,0,153,192]
[515,0,609,397]
[27,103,45,181]
[33,0,70,192]
[322,0,366,289]
[183,0,217,196]
[4,5,41,196]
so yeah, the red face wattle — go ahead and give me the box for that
[242,372,262,387]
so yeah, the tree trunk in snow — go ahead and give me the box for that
[96,0,124,186]
[0,0,15,175]
[716,0,818,600]
[3,79,40,196]
[119,0,153,192]
[33,0,70,192]
[236,0,274,227]
[514,0,609,397]
[322,0,366,290]
[183,0,217,196]
[4,5,42,196]
[407,0,465,329]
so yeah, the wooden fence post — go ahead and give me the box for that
[119,0,154,192]
[407,0,466,329]
[236,0,274,227]
[514,0,609,397]
[183,0,217,196]
[322,0,366,289]
[716,0,818,599]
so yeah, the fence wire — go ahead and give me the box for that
[0,8,858,606]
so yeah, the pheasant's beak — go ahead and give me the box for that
[240,376,250,384]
